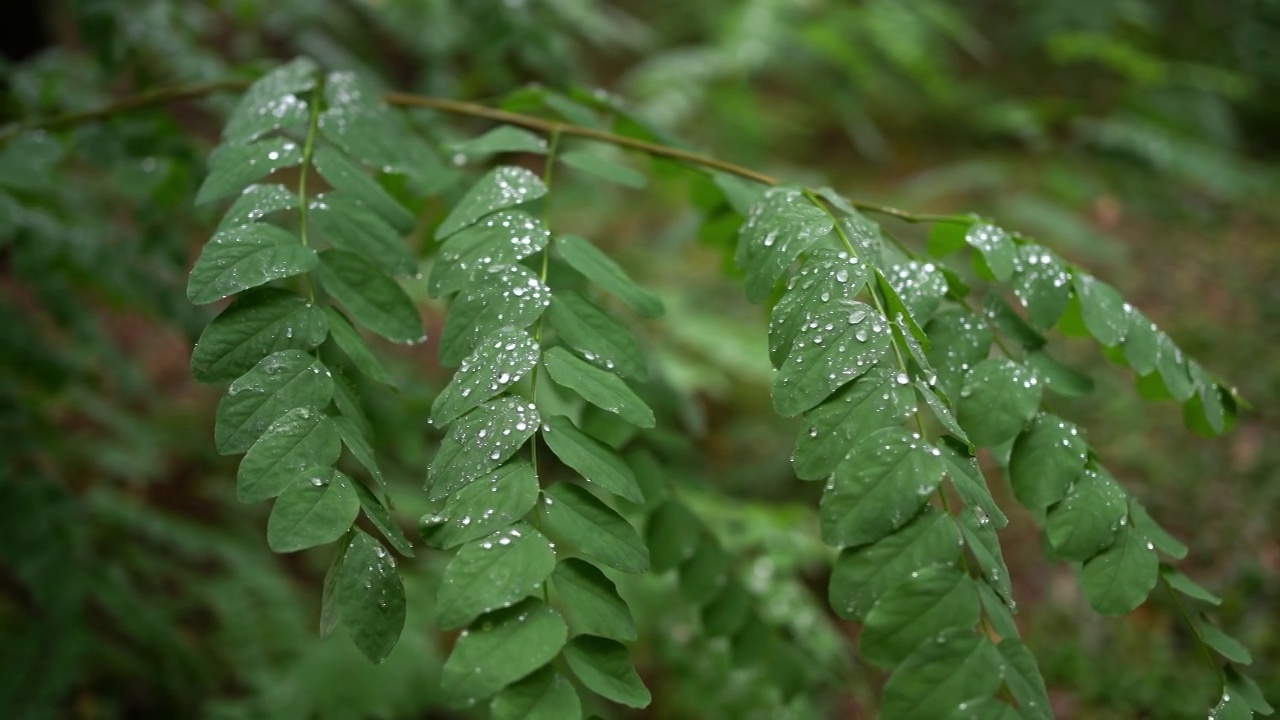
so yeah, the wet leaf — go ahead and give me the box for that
[859,567,980,668]
[542,347,654,428]
[237,406,340,502]
[187,223,317,304]
[421,462,539,550]
[1045,466,1128,561]
[563,635,651,708]
[439,263,550,366]
[1080,525,1158,615]
[1008,414,1088,510]
[736,188,832,303]
[965,223,1015,280]
[955,359,1042,448]
[432,328,539,426]
[428,397,540,500]
[267,467,360,552]
[450,126,549,159]
[552,558,637,641]
[192,288,328,383]
[555,234,663,318]
[337,530,405,663]
[440,599,566,708]
[323,307,396,386]
[223,57,317,144]
[560,149,647,188]
[436,165,548,240]
[217,183,299,230]
[310,192,416,276]
[215,350,334,454]
[880,629,1004,720]
[792,366,915,481]
[437,523,557,630]
[538,482,648,574]
[490,666,581,720]
[312,146,414,232]
[542,416,643,503]
[196,136,304,205]
[769,249,870,367]
[317,250,423,343]
[547,291,647,380]
[773,297,892,417]
[1073,273,1128,347]
[429,210,549,298]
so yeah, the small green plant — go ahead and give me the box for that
[6,57,1271,718]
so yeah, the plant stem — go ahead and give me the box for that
[528,130,561,483]
[296,78,324,303]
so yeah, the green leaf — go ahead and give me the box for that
[927,219,971,257]
[552,558,637,641]
[237,406,340,502]
[1155,332,1198,401]
[678,538,731,605]
[916,381,970,446]
[559,149,647,188]
[439,263,551,366]
[538,483,648,573]
[977,580,1020,639]
[1225,666,1274,715]
[316,249,423,344]
[490,666,581,720]
[333,414,386,492]
[959,508,1013,602]
[429,209,549,298]
[773,299,893,417]
[432,328,540,426]
[1185,364,1229,437]
[1073,273,1129,347]
[563,635,651,709]
[859,567,981,668]
[215,350,334,454]
[196,136,304,205]
[555,234,663,318]
[820,427,946,548]
[1008,414,1089,509]
[310,192,416,276]
[542,347,654,429]
[440,599,567,708]
[312,146,415,232]
[1161,566,1222,606]
[337,529,406,663]
[880,629,1004,720]
[192,288,328,383]
[542,416,643,503]
[267,467,360,552]
[834,210,886,266]
[956,359,1042,448]
[1045,466,1128,561]
[320,541,346,638]
[645,501,702,573]
[829,507,962,620]
[1198,616,1253,665]
[982,294,1046,350]
[223,57,317,144]
[421,462,539,549]
[1080,525,1159,615]
[702,579,752,637]
[792,366,915,481]
[924,308,993,399]
[965,223,1016,280]
[450,126,549,159]
[217,183,299,230]
[1011,245,1072,330]
[428,397,540,500]
[1122,308,1160,375]
[187,223,317,304]
[939,439,1008,528]
[997,639,1053,720]
[945,698,1023,720]
[437,523,557,629]
[769,249,871,367]
[435,165,548,240]
[1210,688,1254,720]
[735,188,833,303]
[548,291,647,380]
[352,481,413,556]
[323,307,396,386]
[1128,500,1188,561]
[1025,349,1095,397]
[884,260,948,322]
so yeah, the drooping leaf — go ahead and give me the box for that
[645,500,703,573]
[965,223,1016,280]
[431,328,540,426]
[1025,349,1095,397]
[735,187,833,303]
[312,146,415,232]
[352,481,413,556]
[310,192,416,276]
[939,439,1008,528]
[316,249,423,343]
[437,523,557,630]
[916,381,970,446]
[1129,499,1188,560]
[1155,332,1198,401]
[552,558,637,641]
[187,223,317,304]
[337,529,406,663]
[977,580,1020,640]
[547,291,647,380]
[1160,566,1222,606]
[435,165,548,240]
[323,307,396,386]
[1007,413,1089,509]
[982,294,1046,350]
[429,209,549,298]
[196,136,304,205]
[267,467,360,552]
[1080,525,1159,615]
[1010,245,1072,330]
[960,509,1013,607]
[1045,466,1128,561]
[237,406,340,502]
[1122,308,1160,375]
[884,260,948,322]
[222,57,317,144]
[997,639,1053,720]
[541,416,643,503]
[555,234,663,318]
[828,507,963,621]
[214,350,334,454]
[880,629,1005,720]
[859,567,981,668]
[333,414,386,492]
[439,599,568,708]
[927,219,971,257]
[320,541,346,638]
[428,397,540,500]
[820,427,946,548]
[955,358,1042,448]
[773,299,893,417]
[538,482,648,574]
[450,126,549,159]
[542,347,654,429]
[559,149,647,188]
[490,666,581,720]
[1073,273,1129,347]
[421,462,539,549]
[563,635,651,709]
[217,183,300,230]
[924,307,993,399]
[1225,666,1274,715]
[439,263,551,366]
[192,288,328,383]
[769,249,871,367]
[1197,616,1253,665]
[792,366,915,481]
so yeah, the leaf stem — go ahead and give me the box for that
[529,130,561,482]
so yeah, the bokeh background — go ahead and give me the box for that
[1,1,1276,718]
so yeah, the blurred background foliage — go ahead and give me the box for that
[0,0,1276,717]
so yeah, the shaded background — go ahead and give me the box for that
[1,0,1276,717]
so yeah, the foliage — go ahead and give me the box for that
[2,2,1277,718]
